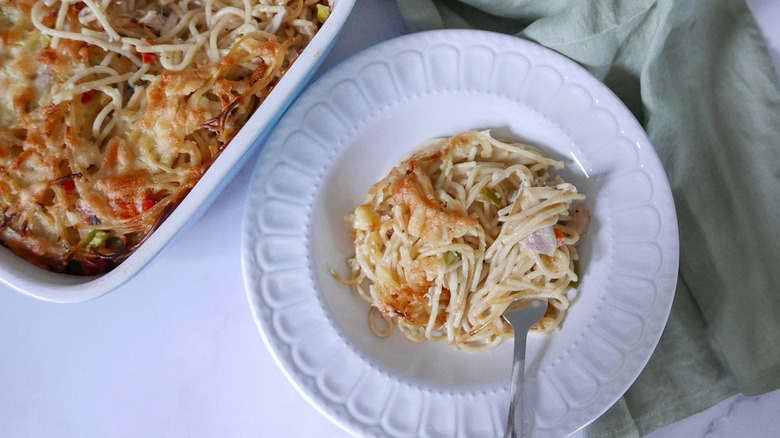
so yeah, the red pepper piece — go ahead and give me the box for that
[554,228,565,247]
[81,90,95,104]
[142,196,157,211]
[63,179,76,194]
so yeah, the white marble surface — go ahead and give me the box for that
[0,1,778,437]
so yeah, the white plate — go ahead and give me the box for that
[1,0,355,303]
[242,29,679,437]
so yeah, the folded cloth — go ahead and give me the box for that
[395,0,780,436]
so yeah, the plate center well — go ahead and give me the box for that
[309,93,584,388]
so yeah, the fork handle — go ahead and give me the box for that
[504,330,528,438]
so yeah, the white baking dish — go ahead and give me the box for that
[0,0,356,303]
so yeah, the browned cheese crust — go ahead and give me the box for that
[0,0,323,274]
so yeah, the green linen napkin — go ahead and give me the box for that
[395,0,780,436]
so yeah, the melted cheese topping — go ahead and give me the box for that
[0,0,326,274]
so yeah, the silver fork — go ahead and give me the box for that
[503,299,547,438]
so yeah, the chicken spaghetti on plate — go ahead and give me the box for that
[335,131,591,351]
